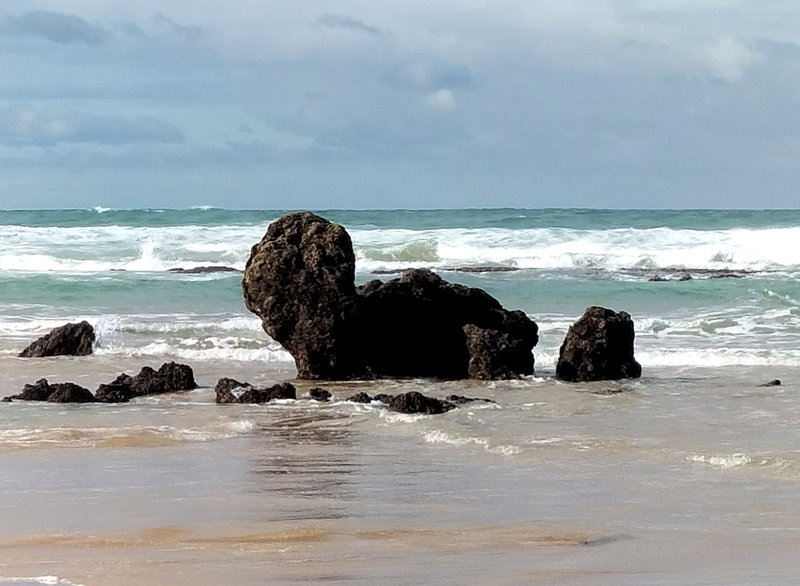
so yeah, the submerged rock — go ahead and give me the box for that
[347,392,373,403]
[556,306,642,382]
[19,321,95,358]
[308,387,331,401]
[386,391,456,415]
[214,379,297,404]
[760,379,782,387]
[242,212,538,380]
[236,382,297,404]
[445,394,496,405]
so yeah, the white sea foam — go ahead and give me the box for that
[3,223,800,274]
[423,430,521,455]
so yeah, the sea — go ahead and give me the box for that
[1,207,799,585]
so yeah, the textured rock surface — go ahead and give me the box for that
[556,306,642,382]
[19,321,95,358]
[386,391,456,414]
[463,323,536,379]
[357,270,538,379]
[242,213,538,380]
[242,212,362,379]
[5,379,96,403]
[95,362,197,403]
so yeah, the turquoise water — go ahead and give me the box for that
[1,208,799,368]
[3,208,800,585]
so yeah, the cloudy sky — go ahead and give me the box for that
[1,1,799,209]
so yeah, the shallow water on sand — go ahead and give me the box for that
[2,357,800,585]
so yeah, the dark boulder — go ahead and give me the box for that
[308,387,331,401]
[5,379,96,403]
[357,270,538,379]
[19,321,95,358]
[95,362,197,403]
[556,306,642,382]
[386,391,456,415]
[95,374,135,403]
[47,383,96,403]
[236,382,297,404]
[760,379,782,387]
[214,377,253,404]
[241,212,538,380]
[242,212,362,379]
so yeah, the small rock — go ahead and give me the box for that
[760,379,782,387]
[386,391,456,415]
[19,321,95,358]
[308,387,331,401]
[347,392,373,403]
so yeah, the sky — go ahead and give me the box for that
[1,1,799,209]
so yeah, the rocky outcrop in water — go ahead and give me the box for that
[95,362,197,403]
[556,306,642,382]
[5,379,96,403]
[214,378,296,404]
[19,321,95,358]
[242,212,538,380]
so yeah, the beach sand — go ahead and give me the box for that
[2,356,800,585]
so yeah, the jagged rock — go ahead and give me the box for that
[236,382,297,404]
[5,379,95,403]
[214,377,253,404]
[19,321,95,358]
[46,383,96,403]
[94,374,134,403]
[373,393,392,404]
[463,323,535,379]
[242,212,361,379]
[95,362,197,403]
[386,391,456,415]
[347,392,373,403]
[556,306,642,382]
[242,213,538,381]
[308,387,331,401]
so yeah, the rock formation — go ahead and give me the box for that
[213,378,296,404]
[19,321,95,357]
[556,306,642,382]
[5,379,96,403]
[95,362,197,403]
[242,212,538,380]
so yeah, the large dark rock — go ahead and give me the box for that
[19,321,95,358]
[357,270,538,379]
[242,213,538,380]
[5,379,96,403]
[95,362,197,403]
[556,306,642,382]
[242,212,362,379]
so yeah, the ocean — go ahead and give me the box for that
[1,207,799,585]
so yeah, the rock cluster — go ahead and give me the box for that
[242,212,538,380]
[3,362,197,403]
[19,321,95,358]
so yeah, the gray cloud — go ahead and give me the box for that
[317,14,383,36]
[1,10,107,45]
[0,105,184,146]
[388,58,474,91]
